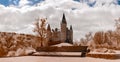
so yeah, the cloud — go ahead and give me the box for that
[19,0,29,7]
[0,0,120,40]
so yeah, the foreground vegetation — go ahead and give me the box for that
[77,18,120,50]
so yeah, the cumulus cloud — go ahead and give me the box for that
[0,0,120,40]
[19,0,30,7]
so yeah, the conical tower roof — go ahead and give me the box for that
[47,24,51,31]
[62,13,67,24]
[70,25,73,30]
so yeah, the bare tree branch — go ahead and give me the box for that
[33,18,47,47]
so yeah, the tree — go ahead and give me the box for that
[80,32,93,46]
[80,38,87,46]
[0,42,7,56]
[85,32,93,42]
[4,35,15,51]
[105,30,113,45]
[114,18,120,47]
[33,18,47,47]
[0,33,16,56]
[115,18,120,31]
[93,31,105,45]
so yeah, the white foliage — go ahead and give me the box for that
[25,47,36,55]
[15,48,26,56]
[7,51,16,57]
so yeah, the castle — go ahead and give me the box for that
[47,14,73,44]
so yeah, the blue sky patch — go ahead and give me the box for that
[0,0,44,6]
[0,0,120,7]
[28,0,44,6]
[0,0,10,6]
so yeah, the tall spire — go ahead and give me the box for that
[47,24,51,31]
[62,13,67,24]
[70,25,73,30]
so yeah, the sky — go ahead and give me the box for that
[0,0,120,40]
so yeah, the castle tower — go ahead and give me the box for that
[47,24,52,45]
[61,13,67,42]
[70,25,73,44]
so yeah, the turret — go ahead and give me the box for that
[47,24,51,31]
[70,25,73,44]
[47,24,52,45]
[70,25,73,31]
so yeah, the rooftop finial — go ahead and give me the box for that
[62,13,67,24]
